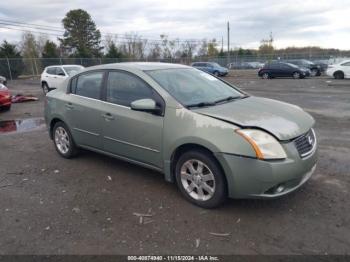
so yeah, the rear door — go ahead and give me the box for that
[45,67,58,88]
[100,70,164,168]
[64,70,105,149]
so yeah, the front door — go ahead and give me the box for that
[100,70,164,168]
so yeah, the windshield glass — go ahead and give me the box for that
[211,62,221,68]
[286,63,299,68]
[146,68,243,107]
[64,66,83,76]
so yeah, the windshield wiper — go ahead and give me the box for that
[214,96,241,104]
[186,101,216,108]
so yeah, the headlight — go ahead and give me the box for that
[236,129,287,160]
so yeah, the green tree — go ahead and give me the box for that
[0,41,24,79]
[42,40,59,58]
[59,9,102,58]
[105,42,123,58]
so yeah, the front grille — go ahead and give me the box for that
[294,129,316,158]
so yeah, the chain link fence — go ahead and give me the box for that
[0,53,349,80]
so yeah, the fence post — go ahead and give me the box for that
[6,58,13,81]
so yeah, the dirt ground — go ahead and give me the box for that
[0,71,349,255]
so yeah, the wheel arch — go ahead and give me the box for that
[168,143,228,191]
[49,117,64,139]
[334,70,344,78]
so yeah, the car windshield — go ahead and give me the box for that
[63,66,83,76]
[210,63,221,67]
[146,68,244,107]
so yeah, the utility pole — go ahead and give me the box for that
[227,21,230,65]
[221,36,224,53]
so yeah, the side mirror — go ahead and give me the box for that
[58,72,66,76]
[130,99,161,114]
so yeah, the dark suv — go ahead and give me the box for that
[284,59,321,76]
[258,62,308,79]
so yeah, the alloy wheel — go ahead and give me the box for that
[293,72,300,79]
[180,159,216,201]
[54,126,70,154]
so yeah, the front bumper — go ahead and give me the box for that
[215,140,317,199]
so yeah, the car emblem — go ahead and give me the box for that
[308,136,313,145]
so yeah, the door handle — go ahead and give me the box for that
[65,103,74,110]
[102,113,115,121]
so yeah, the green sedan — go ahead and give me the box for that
[45,62,317,208]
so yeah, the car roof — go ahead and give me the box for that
[46,65,83,68]
[86,62,189,71]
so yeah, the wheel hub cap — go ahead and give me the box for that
[54,127,70,154]
[180,159,216,201]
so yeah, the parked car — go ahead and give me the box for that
[258,62,308,79]
[0,84,11,111]
[326,60,350,79]
[313,60,329,72]
[0,76,7,86]
[227,61,264,70]
[41,65,84,93]
[191,62,228,76]
[284,59,321,76]
[45,62,317,208]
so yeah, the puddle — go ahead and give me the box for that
[0,117,46,134]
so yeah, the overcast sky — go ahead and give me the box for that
[0,0,349,49]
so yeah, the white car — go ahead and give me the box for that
[41,65,84,93]
[326,60,350,79]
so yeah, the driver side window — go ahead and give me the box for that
[106,71,154,107]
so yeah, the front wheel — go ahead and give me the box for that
[262,72,270,79]
[334,71,344,79]
[213,71,220,77]
[42,82,50,94]
[175,150,227,208]
[53,122,78,158]
[293,72,301,79]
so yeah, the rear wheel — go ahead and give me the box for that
[293,72,301,79]
[175,150,227,208]
[310,69,318,77]
[53,122,78,158]
[334,71,344,79]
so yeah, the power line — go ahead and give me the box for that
[0,17,222,44]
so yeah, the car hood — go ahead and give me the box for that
[193,96,315,140]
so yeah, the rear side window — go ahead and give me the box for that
[74,72,104,99]
[46,67,56,75]
[341,62,350,66]
[106,71,154,107]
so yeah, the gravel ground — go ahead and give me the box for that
[0,71,349,255]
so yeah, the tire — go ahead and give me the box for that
[310,69,318,77]
[42,82,50,94]
[293,72,301,79]
[262,72,270,79]
[52,121,78,158]
[334,71,344,79]
[175,150,227,208]
[1,105,11,111]
[213,71,220,77]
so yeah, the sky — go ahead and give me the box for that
[0,0,349,50]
